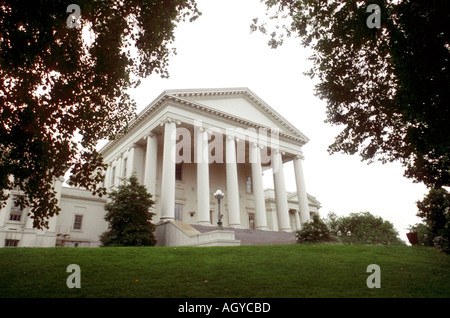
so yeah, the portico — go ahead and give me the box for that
[100,88,313,233]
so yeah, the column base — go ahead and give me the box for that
[197,221,212,226]
[255,226,270,231]
[160,217,175,222]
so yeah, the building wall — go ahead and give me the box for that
[57,187,108,247]
[0,190,57,248]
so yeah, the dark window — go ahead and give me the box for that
[246,176,253,193]
[175,163,182,181]
[73,215,83,230]
[9,196,24,222]
[5,239,19,247]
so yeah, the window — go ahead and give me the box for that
[73,215,83,230]
[248,213,255,230]
[174,204,183,221]
[5,239,19,247]
[9,196,25,222]
[73,209,84,230]
[175,163,182,181]
[246,176,253,193]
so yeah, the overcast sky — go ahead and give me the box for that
[126,0,428,243]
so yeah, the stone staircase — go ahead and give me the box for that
[191,224,297,246]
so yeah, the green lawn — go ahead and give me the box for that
[0,244,449,298]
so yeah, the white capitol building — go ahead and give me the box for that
[0,88,320,247]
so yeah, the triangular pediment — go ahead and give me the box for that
[287,192,321,207]
[165,88,309,143]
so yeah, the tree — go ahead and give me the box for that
[325,212,404,245]
[407,222,434,246]
[416,188,450,253]
[252,0,450,188]
[0,0,200,229]
[296,214,334,244]
[324,211,340,236]
[100,174,156,247]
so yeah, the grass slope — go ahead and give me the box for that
[0,245,449,298]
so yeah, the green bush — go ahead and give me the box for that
[296,214,335,244]
[100,174,156,247]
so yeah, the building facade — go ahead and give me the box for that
[0,88,320,247]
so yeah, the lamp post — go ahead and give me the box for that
[214,189,224,230]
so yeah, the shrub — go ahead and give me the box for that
[100,174,156,247]
[296,214,334,244]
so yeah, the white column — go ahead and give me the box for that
[293,153,311,225]
[272,149,291,232]
[103,164,111,192]
[226,135,241,228]
[250,142,268,230]
[295,210,301,231]
[160,119,177,221]
[126,145,135,179]
[115,155,123,187]
[144,133,158,196]
[196,127,211,225]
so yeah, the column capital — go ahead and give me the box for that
[226,134,241,143]
[197,126,212,134]
[160,117,181,126]
[146,131,159,138]
[251,141,264,149]
[295,151,305,160]
[273,149,286,156]
[53,176,65,183]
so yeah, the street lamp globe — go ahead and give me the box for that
[214,189,224,200]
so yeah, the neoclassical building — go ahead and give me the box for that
[0,87,320,247]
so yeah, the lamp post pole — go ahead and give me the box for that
[214,190,224,230]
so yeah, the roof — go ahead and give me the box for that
[264,188,321,208]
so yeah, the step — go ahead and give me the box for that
[190,224,297,246]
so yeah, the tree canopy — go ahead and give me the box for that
[100,174,156,247]
[0,0,200,229]
[415,187,450,253]
[252,0,450,188]
[325,211,404,245]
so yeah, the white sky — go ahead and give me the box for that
[126,0,428,243]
